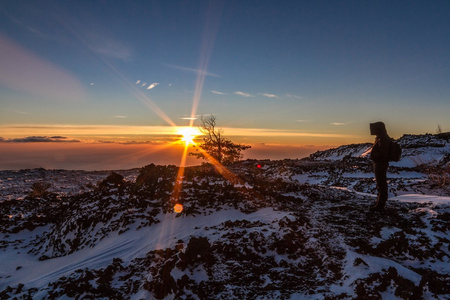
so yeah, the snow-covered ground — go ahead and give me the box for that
[1,208,290,294]
[0,168,139,202]
[0,133,448,299]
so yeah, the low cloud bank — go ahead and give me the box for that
[0,143,194,171]
[0,143,325,171]
[0,136,81,143]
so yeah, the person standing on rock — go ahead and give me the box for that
[370,122,391,210]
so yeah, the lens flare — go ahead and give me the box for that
[174,203,183,213]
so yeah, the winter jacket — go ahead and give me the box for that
[370,122,391,163]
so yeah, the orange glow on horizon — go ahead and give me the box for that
[0,123,363,147]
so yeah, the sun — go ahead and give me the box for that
[177,126,200,145]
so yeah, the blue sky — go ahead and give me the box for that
[1,0,450,169]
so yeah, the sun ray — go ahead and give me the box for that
[189,1,224,126]
[171,135,190,212]
[194,146,271,208]
[195,147,244,186]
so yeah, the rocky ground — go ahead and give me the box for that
[0,133,449,299]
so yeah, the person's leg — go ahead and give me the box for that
[374,162,388,208]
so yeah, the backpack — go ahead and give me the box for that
[389,140,402,162]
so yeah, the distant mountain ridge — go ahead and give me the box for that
[307,132,450,168]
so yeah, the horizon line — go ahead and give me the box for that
[0,123,357,139]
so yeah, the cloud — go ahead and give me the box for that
[135,81,159,89]
[1,136,81,143]
[0,135,166,145]
[179,114,199,120]
[234,91,254,98]
[211,90,226,95]
[330,122,348,126]
[286,94,302,100]
[259,93,278,98]
[164,64,219,77]
[50,136,68,139]
[147,83,159,90]
[97,140,163,145]
[229,128,353,138]
[0,124,183,137]
[113,115,127,119]
[120,141,166,145]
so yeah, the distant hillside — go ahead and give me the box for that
[307,132,450,168]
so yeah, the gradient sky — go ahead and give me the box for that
[1,1,449,170]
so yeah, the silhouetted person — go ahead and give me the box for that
[370,122,390,210]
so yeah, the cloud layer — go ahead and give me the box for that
[234,91,254,97]
[211,90,226,95]
[259,93,278,98]
[0,136,81,143]
[210,90,300,100]
[136,80,159,90]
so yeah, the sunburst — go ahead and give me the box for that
[177,126,201,145]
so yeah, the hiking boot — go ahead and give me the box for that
[370,205,385,212]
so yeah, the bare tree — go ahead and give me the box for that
[190,115,251,165]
